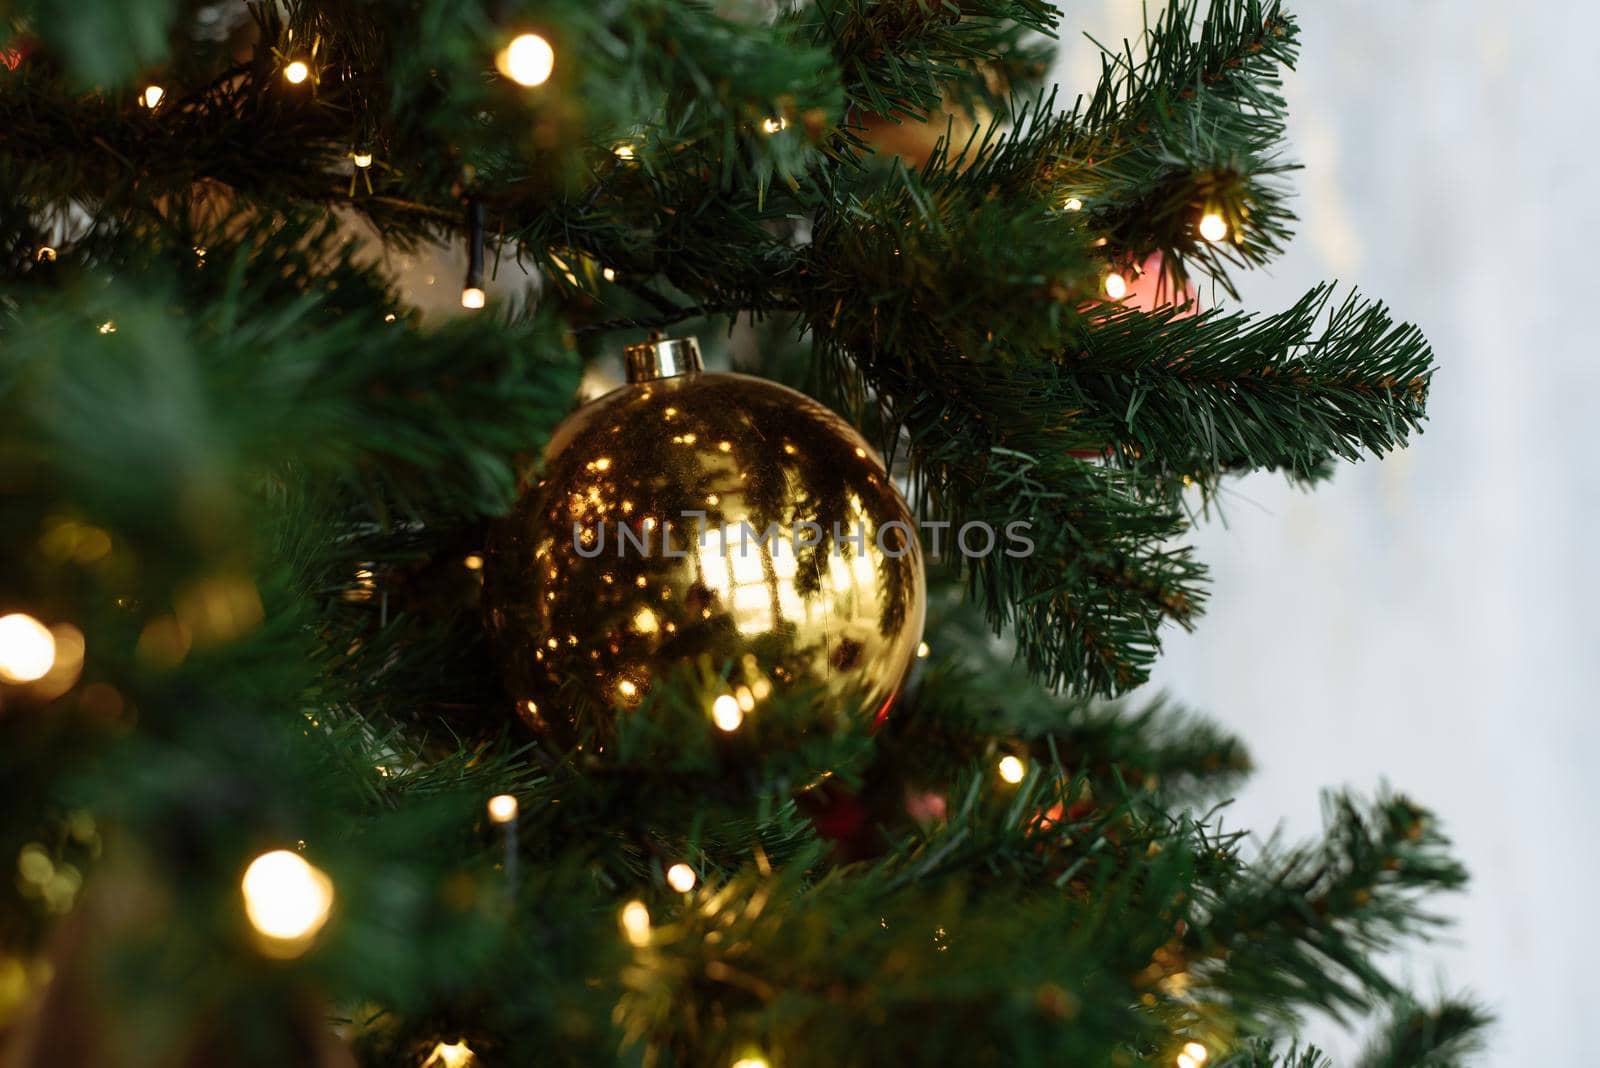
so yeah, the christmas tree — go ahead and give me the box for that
[0,1,1489,1065]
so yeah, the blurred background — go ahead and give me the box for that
[1056,3,1600,1062]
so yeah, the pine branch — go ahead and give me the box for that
[1356,997,1491,1068]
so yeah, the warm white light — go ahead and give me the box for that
[497,33,555,87]
[1103,272,1128,300]
[617,678,639,700]
[97,320,117,335]
[666,863,697,892]
[460,286,486,309]
[35,246,56,262]
[352,151,373,168]
[463,554,484,571]
[241,850,333,948]
[997,754,1026,784]
[613,142,636,160]
[423,1040,477,1068]
[916,641,930,658]
[1063,196,1083,211]
[732,1058,771,1068]
[283,60,310,84]
[761,116,787,134]
[486,794,519,824]
[1198,212,1229,243]
[712,694,743,731]
[1180,1041,1210,1066]
[602,267,617,281]
[140,84,165,109]
[0,613,57,683]
[620,899,651,946]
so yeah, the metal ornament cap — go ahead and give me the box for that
[624,336,703,382]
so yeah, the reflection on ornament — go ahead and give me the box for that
[485,336,926,743]
[423,1040,477,1068]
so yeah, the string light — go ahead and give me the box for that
[1177,1042,1211,1068]
[1103,272,1128,300]
[463,554,484,570]
[712,693,744,731]
[761,116,787,134]
[97,320,117,335]
[495,32,555,88]
[916,641,930,658]
[240,849,334,954]
[35,246,56,262]
[620,899,651,946]
[997,754,1026,784]
[351,150,373,169]
[460,286,486,309]
[140,85,165,109]
[486,794,519,824]
[1063,196,1083,211]
[732,1057,771,1068]
[666,863,697,892]
[1197,212,1229,243]
[613,141,636,161]
[423,1040,477,1068]
[283,60,310,84]
[0,613,57,684]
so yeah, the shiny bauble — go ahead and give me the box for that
[484,337,926,744]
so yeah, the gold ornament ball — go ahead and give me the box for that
[485,337,926,743]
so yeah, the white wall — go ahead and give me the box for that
[1055,3,1600,1062]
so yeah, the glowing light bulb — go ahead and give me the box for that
[496,32,555,87]
[1063,196,1083,211]
[602,267,617,281]
[463,554,484,570]
[283,60,310,84]
[1180,1041,1210,1067]
[0,613,57,683]
[486,794,519,824]
[712,694,743,731]
[423,1040,477,1068]
[1198,212,1229,243]
[997,754,1026,784]
[916,641,930,658]
[613,142,636,160]
[666,863,697,892]
[617,678,639,699]
[351,150,373,168]
[761,116,787,134]
[732,1057,771,1068]
[620,899,651,946]
[1103,272,1128,300]
[460,286,486,309]
[97,320,117,334]
[140,84,165,109]
[35,246,56,262]
[241,850,333,952]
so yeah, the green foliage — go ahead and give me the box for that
[0,0,1481,1065]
